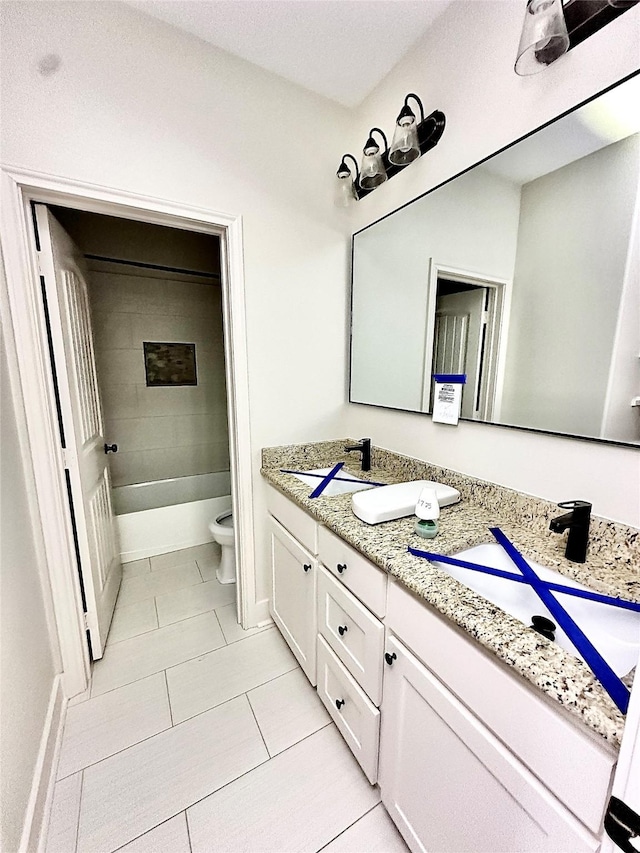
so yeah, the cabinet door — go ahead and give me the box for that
[379,637,599,853]
[269,517,317,685]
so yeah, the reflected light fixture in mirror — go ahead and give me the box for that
[389,94,423,166]
[515,0,569,75]
[360,128,389,190]
[335,154,359,208]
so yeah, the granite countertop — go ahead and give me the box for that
[261,440,640,749]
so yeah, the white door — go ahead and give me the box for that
[601,648,640,853]
[35,205,121,660]
[433,287,485,419]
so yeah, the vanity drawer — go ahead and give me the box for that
[266,484,318,555]
[316,635,380,784]
[317,565,384,705]
[318,526,387,617]
[385,580,616,834]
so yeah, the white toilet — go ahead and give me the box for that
[209,509,236,584]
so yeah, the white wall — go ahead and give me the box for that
[89,272,229,488]
[351,166,520,410]
[500,135,639,437]
[0,0,351,618]
[0,322,59,852]
[344,1,640,527]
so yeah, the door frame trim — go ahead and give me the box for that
[0,166,256,697]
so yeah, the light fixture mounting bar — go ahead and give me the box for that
[563,0,639,50]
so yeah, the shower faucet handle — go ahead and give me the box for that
[104,443,118,454]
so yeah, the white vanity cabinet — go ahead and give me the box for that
[379,635,600,853]
[265,482,617,853]
[267,486,320,685]
[381,580,616,853]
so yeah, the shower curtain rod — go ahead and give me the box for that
[84,253,220,280]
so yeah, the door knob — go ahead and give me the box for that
[104,443,118,454]
[303,563,312,573]
[335,698,345,710]
[336,563,347,574]
[385,652,397,666]
[338,625,348,636]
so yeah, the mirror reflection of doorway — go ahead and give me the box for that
[427,268,508,422]
[433,279,488,420]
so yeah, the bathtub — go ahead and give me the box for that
[113,471,232,562]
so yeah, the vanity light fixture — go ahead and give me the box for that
[359,128,389,190]
[335,95,446,203]
[389,94,423,166]
[515,0,569,76]
[335,154,360,207]
[515,0,639,76]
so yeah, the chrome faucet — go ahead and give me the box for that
[549,500,592,563]
[344,437,371,471]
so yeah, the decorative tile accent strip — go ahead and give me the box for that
[262,439,640,747]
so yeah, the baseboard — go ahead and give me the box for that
[18,675,66,853]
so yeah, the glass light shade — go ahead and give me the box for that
[389,116,420,166]
[359,148,387,190]
[515,0,569,76]
[335,173,356,207]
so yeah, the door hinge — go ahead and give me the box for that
[605,796,640,852]
[481,310,489,324]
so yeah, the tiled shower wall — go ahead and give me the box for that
[89,270,229,488]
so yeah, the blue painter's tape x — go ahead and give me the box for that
[280,469,387,488]
[409,529,634,714]
[308,463,345,499]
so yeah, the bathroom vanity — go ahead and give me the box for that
[262,440,639,853]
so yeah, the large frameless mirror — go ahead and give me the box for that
[350,73,640,445]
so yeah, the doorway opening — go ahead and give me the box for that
[37,204,239,661]
[1,168,254,696]
[424,262,509,421]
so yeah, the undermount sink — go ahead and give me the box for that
[429,543,640,678]
[286,467,377,497]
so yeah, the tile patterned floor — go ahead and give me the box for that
[45,543,408,853]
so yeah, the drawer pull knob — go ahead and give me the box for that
[337,563,347,574]
[303,563,312,573]
[338,625,348,636]
[335,698,345,710]
[385,652,397,666]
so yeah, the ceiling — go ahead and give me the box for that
[124,1,453,107]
